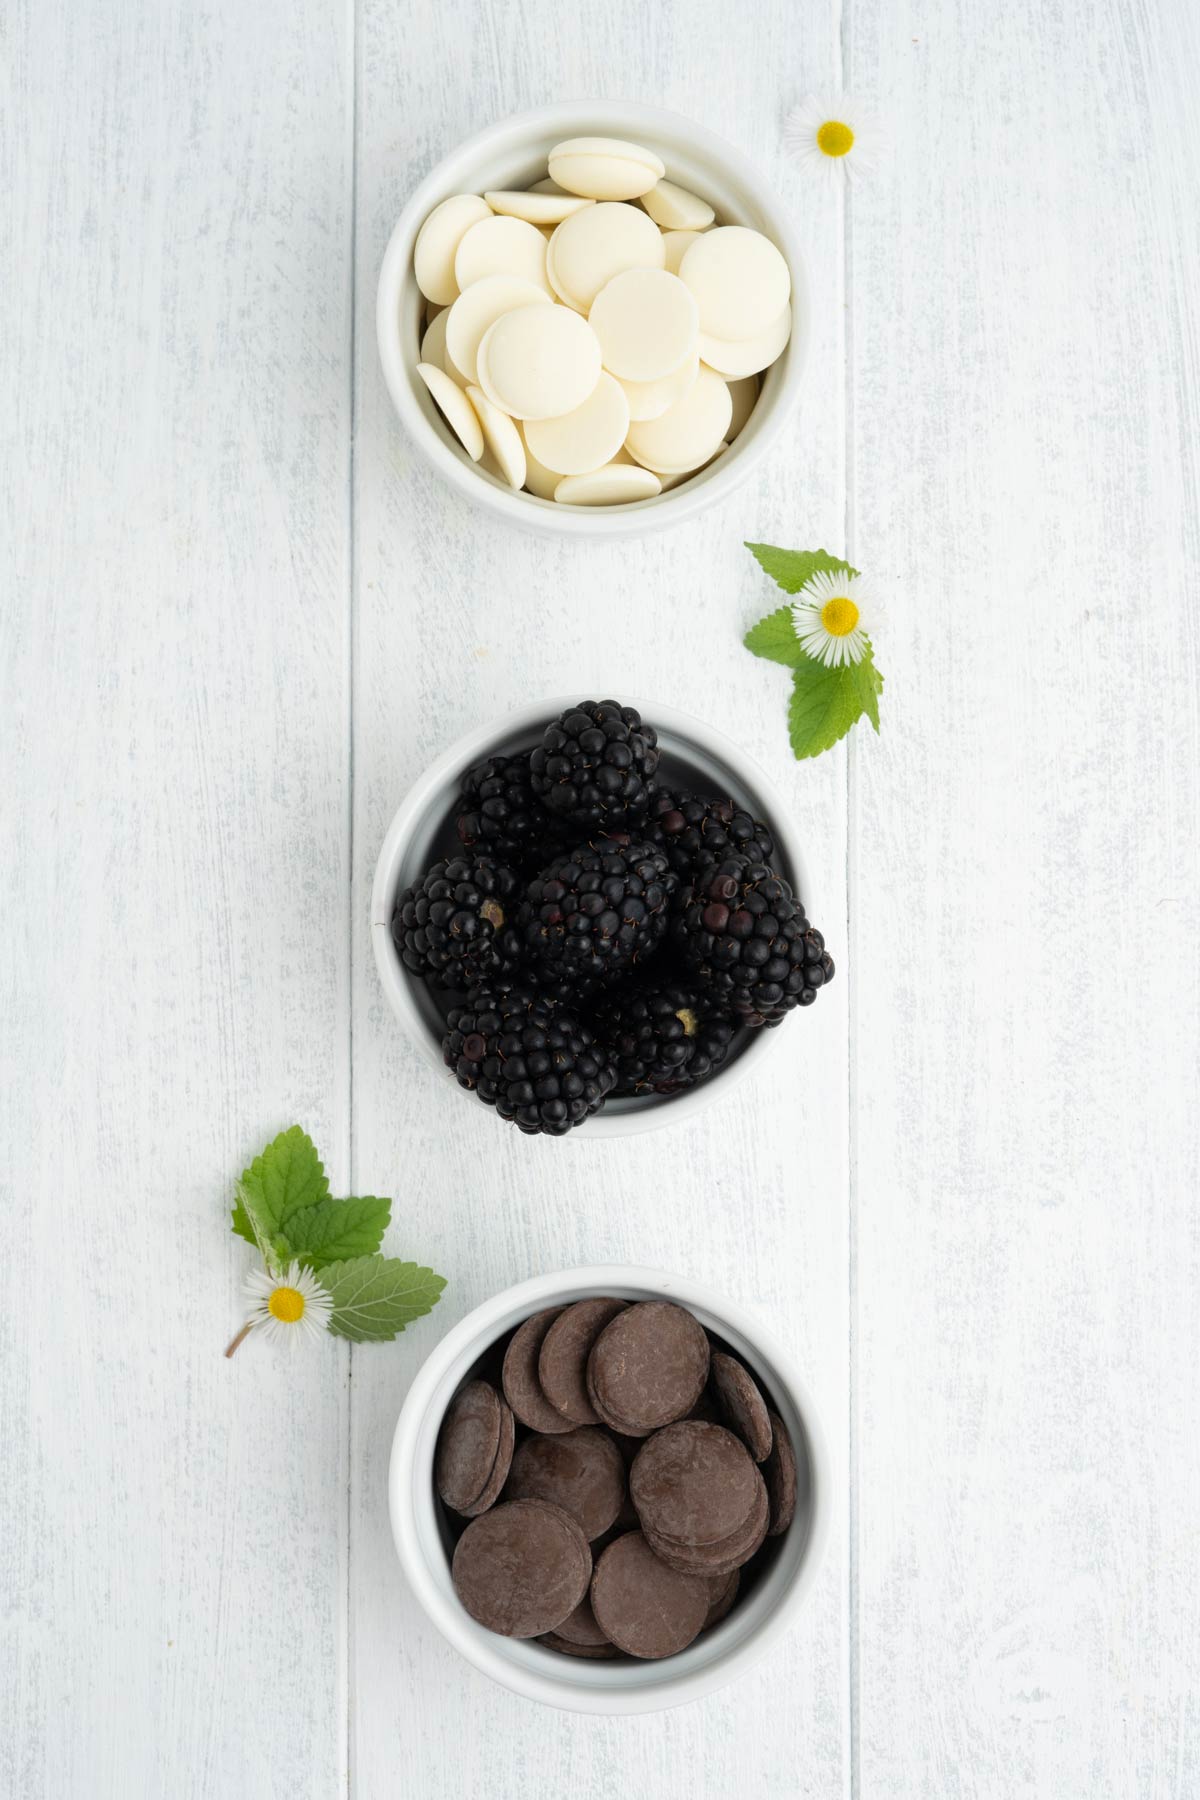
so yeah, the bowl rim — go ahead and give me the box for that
[388,1263,833,1715]
[376,98,809,539]
[369,694,812,1139]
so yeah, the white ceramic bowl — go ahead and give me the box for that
[389,1265,832,1714]
[370,696,813,1138]
[377,101,808,538]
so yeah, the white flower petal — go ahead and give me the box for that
[242,1258,333,1347]
[790,568,881,668]
[785,95,888,184]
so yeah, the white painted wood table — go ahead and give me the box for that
[4,1,1199,1795]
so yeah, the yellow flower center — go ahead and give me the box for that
[268,1285,305,1323]
[821,596,860,637]
[817,120,855,158]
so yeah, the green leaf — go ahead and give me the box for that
[235,1123,328,1237]
[282,1197,392,1270]
[231,1180,272,1262]
[852,646,884,733]
[745,542,859,595]
[787,651,885,760]
[744,605,806,668]
[320,1257,447,1343]
[230,1196,258,1250]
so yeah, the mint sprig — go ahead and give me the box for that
[743,542,885,760]
[227,1126,445,1350]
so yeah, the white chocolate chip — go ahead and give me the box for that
[625,365,732,474]
[679,226,791,340]
[420,308,469,389]
[725,374,760,440]
[589,268,699,384]
[548,136,665,200]
[413,194,493,306]
[453,214,553,295]
[525,371,630,475]
[616,350,700,422]
[476,304,602,421]
[555,464,662,505]
[444,276,553,385]
[641,179,715,231]
[661,230,705,276]
[416,361,484,460]
[699,306,792,379]
[519,423,566,499]
[547,204,665,312]
[465,386,526,488]
[483,189,595,224]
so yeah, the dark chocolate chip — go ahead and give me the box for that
[590,1531,711,1660]
[586,1301,710,1435]
[452,1499,591,1638]
[686,1385,720,1424]
[552,1593,611,1648]
[630,1421,759,1547]
[709,1352,774,1462]
[643,1474,769,1578]
[504,1426,626,1541]
[501,1306,575,1434]
[763,1409,798,1536]
[458,1394,515,1518]
[538,1632,621,1659]
[435,1379,503,1514]
[702,1568,740,1630]
[538,1297,627,1425]
[602,1431,643,1526]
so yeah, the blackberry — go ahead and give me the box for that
[644,788,776,879]
[391,855,521,990]
[530,700,659,829]
[672,855,835,1027]
[443,983,617,1135]
[455,751,567,871]
[520,839,676,988]
[591,979,737,1096]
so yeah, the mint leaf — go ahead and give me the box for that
[232,1124,328,1253]
[283,1197,392,1270]
[852,647,884,733]
[320,1256,447,1343]
[745,542,858,594]
[744,605,804,667]
[787,651,884,759]
[230,1195,258,1250]
[231,1179,274,1263]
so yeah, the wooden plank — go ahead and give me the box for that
[349,3,850,1794]
[0,4,353,1795]
[848,0,1200,1792]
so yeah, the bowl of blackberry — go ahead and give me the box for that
[371,697,835,1138]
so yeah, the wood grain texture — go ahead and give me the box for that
[349,2,849,1796]
[848,0,1200,1794]
[1,2,353,1796]
[6,0,1200,1794]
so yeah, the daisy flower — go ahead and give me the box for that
[792,569,881,668]
[784,95,885,183]
[243,1260,333,1349]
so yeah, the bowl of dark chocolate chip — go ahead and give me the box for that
[389,1265,830,1713]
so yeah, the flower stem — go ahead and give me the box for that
[224,1321,253,1359]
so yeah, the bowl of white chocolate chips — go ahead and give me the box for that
[377,102,807,535]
